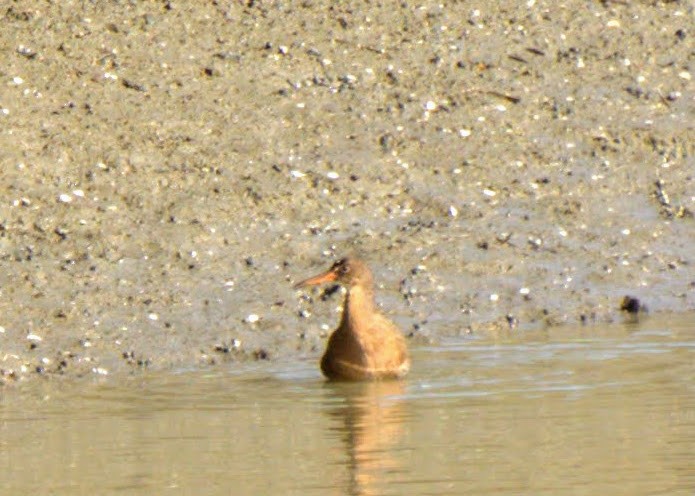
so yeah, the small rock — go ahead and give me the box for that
[122,78,147,92]
[245,314,260,324]
[620,295,646,314]
[254,349,269,360]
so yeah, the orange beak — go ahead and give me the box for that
[294,268,338,289]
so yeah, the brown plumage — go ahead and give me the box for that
[295,257,410,381]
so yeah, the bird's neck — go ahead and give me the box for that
[340,284,376,334]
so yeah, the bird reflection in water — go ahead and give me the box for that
[324,380,408,496]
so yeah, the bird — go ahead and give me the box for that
[295,257,410,381]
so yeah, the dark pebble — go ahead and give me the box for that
[254,349,269,360]
[320,284,341,301]
[620,295,645,314]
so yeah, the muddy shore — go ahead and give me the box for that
[0,1,693,385]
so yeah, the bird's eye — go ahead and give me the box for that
[331,259,349,276]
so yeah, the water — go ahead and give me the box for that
[1,314,693,495]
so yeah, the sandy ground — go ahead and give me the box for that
[0,1,693,385]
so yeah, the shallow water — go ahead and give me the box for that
[1,314,693,495]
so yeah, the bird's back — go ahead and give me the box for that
[321,313,409,380]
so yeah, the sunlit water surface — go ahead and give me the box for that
[1,314,693,495]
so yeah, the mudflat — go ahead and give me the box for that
[0,1,693,384]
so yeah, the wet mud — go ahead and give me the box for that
[0,1,693,385]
